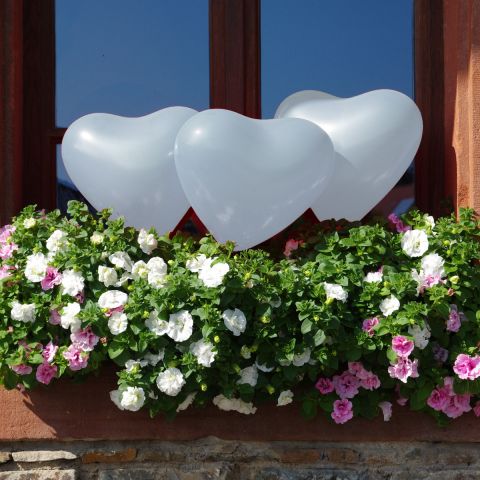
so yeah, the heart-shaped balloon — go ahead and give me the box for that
[174,109,335,250]
[275,90,423,221]
[62,107,197,234]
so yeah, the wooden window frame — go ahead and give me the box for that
[0,0,449,225]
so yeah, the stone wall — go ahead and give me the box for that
[0,439,479,480]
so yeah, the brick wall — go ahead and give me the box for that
[0,439,479,479]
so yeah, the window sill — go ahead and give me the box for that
[1,366,479,442]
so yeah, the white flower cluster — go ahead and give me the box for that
[186,254,229,288]
[379,295,400,317]
[60,302,81,332]
[138,229,158,255]
[46,229,69,256]
[156,367,185,396]
[408,323,431,350]
[189,339,216,367]
[61,270,85,297]
[25,253,48,283]
[10,301,36,323]
[401,229,429,257]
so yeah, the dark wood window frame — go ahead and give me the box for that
[1,0,445,225]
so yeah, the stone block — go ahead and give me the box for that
[0,452,11,464]
[81,448,137,464]
[12,450,77,462]
[0,471,77,480]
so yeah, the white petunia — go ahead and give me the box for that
[108,312,128,335]
[109,251,133,272]
[138,229,157,255]
[124,359,147,373]
[23,218,36,229]
[167,310,193,342]
[131,260,149,280]
[61,270,85,297]
[421,253,445,278]
[277,390,294,406]
[60,302,81,332]
[145,311,169,336]
[198,258,230,288]
[401,229,429,257]
[143,350,164,366]
[10,301,36,323]
[109,389,124,410]
[114,272,132,287]
[237,365,258,387]
[213,394,257,415]
[222,308,247,336]
[364,271,383,283]
[176,392,196,412]
[379,295,400,317]
[424,215,435,230]
[292,348,311,367]
[147,257,167,288]
[189,339,216,367]
[46,229,68,254]
[90,232,104,245]
[408,323,431,350]
[186,254,207,273]
[119,386,145,412]
[24,253,48,283]
[156,367,185,396]
[98,266,118,287]
[98,290,128,309]
[323,282,348,302]
[240,346,252,359]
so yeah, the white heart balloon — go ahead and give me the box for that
[275,90,423,221]
[62,107,197,234]
[174,109,335,250]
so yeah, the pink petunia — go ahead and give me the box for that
[0,264,14,280]
[360,371,381,390]
[283,239,303,258]
[41,267,62,291]
[446,305,464,333]
[49,309,61,325]
[388,213,411,233]
[332,371,361,399]
[362,317,379,336]
[36,362,57,385]
[331,399,354,424]
[0,225,15,244]
[0,242,18,260]
[379,401,392,421]
[315,377,334,394]
[70,326,99,352]
[427,387,450,411]
[473,401,480,417]
[453,354,480,380]
[392,336,415,358]
[388,357,419,383]
[11,364,32,375]
[63,344,89,371]
[443,394,472,419]
[42,341,58,363]
[105,305,124,317]
[432,344,449,363]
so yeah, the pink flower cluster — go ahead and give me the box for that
[62,326,99,371]
[0,264,15,281]
[388,213,411,233]
[453,353,480,380]
[446,304,464,333]
[362,317,379,336]
[316,362,381,400]
[388,336,419,383]
[427,377,471,418]
[0,224,17,260]
[316,362,381,424]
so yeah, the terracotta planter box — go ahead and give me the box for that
[1,366,480,442]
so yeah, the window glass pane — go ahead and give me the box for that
[55,0,209,127]
[261,0,414,217]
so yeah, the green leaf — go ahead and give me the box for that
[313,329,326,346]
[301,319,313,334]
